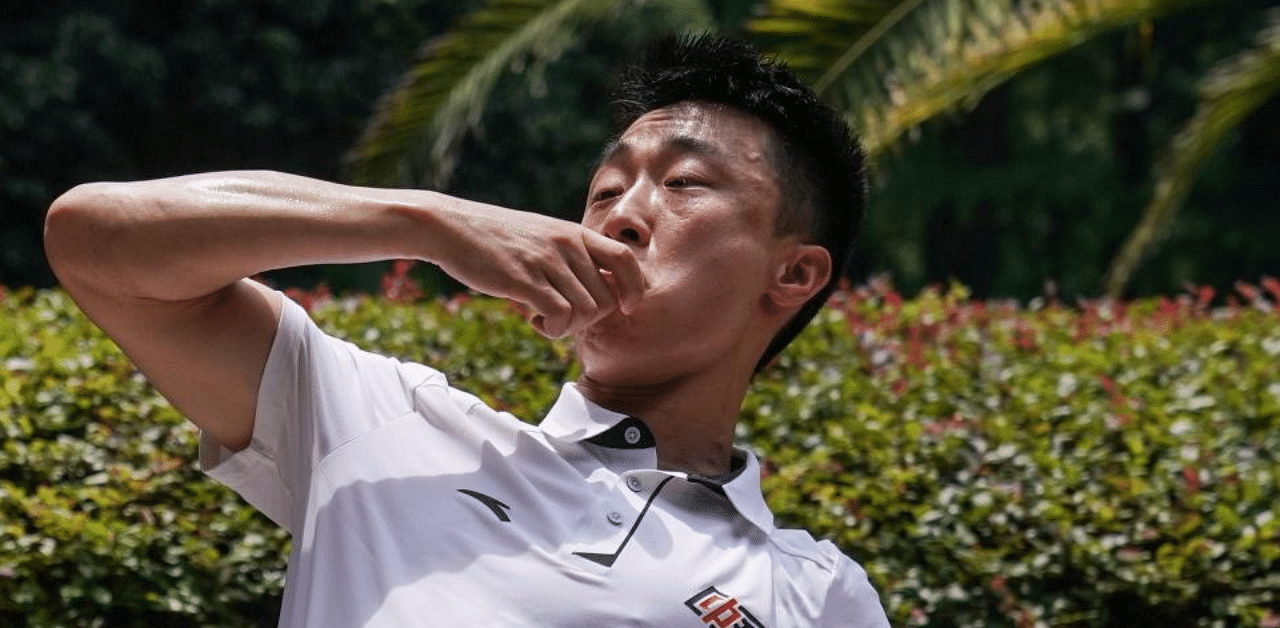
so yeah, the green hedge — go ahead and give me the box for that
[1,280,1277,627]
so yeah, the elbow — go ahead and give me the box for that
[44,183,126,289]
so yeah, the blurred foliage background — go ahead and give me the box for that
[2,281,1277,626]
[2,0,1277,299]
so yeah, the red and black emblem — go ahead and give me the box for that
[684,586,765,628]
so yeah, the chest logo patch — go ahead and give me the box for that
[684,586,765,628]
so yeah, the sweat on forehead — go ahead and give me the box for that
[596,102,784,177]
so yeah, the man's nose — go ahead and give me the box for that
[599,187,652,247]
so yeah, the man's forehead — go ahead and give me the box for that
[598,101,776,166]
[597,133,722,166]
[625,101,770,139]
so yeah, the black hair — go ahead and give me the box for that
[612,34,867,373]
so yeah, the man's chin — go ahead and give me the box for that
[576,361,672,392]
[575,339,663,388]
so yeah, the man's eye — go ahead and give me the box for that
[592,189,620,202]
[665,177,690,188]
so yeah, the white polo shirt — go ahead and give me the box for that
[200,295,889,628]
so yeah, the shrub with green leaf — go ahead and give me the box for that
[1,276,1277,627]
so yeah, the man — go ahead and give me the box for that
[45,36,889,627]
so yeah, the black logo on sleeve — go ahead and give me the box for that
[457,489,512,522]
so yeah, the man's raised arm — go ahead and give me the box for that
[44,170,643,452]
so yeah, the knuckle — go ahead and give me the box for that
[532,249,559,267]
[550,232,577,248]
[542,296,571,318]
[600,239,630,259]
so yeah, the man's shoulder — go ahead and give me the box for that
[275,292,539,439]
[766,526,858,574]
[765,528,889,627]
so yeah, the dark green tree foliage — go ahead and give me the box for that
[1,278,1277,626]
[5,1,1278,300]
[0,0,468,288]
[862,1,1280,300]
[443,34,621,223]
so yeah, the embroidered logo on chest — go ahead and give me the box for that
[684,586,765,628]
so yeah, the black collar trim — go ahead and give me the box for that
[584,417,656,449]
[687,450,748,495]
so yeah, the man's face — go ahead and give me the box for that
[574,101,790,385]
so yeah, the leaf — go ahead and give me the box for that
[749,0,908,85]
[1104,9,1280,296]
[345,0,714,189]
[751,0,1221,156]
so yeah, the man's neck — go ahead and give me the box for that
[575,366,751,477]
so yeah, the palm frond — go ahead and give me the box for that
[347,0,712,189]
[754,0,1218,156]
[748,0,908,85]
[1104,10,1280,297]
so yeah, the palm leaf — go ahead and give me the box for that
[752,0,1218,156]
[1104,9,1280,297]
[749,0,910,85]
[346,0,713,189]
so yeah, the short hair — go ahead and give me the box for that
[612,34,867,373]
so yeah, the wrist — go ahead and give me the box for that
[379,189,465,266]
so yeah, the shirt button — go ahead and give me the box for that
[623,426,642,445]
[626,476,644,492]
[607,511,625,526]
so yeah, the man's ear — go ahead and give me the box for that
[766,243,832,313]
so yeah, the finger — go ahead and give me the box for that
[540,262,606,335]
[582,233,645,314]
[561,240,619,317]
[529,313,552,338]
[525,280,574,338]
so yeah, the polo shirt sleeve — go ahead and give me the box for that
[198,293,441,533]
[817,548,891,628]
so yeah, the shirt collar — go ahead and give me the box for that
[538,383,775,533]
[689,449,774,533]
[539,383,631,443]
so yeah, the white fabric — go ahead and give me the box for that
[200,295,890,628]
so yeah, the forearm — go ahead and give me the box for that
[46,168,646,340]
[45,170,443,302]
